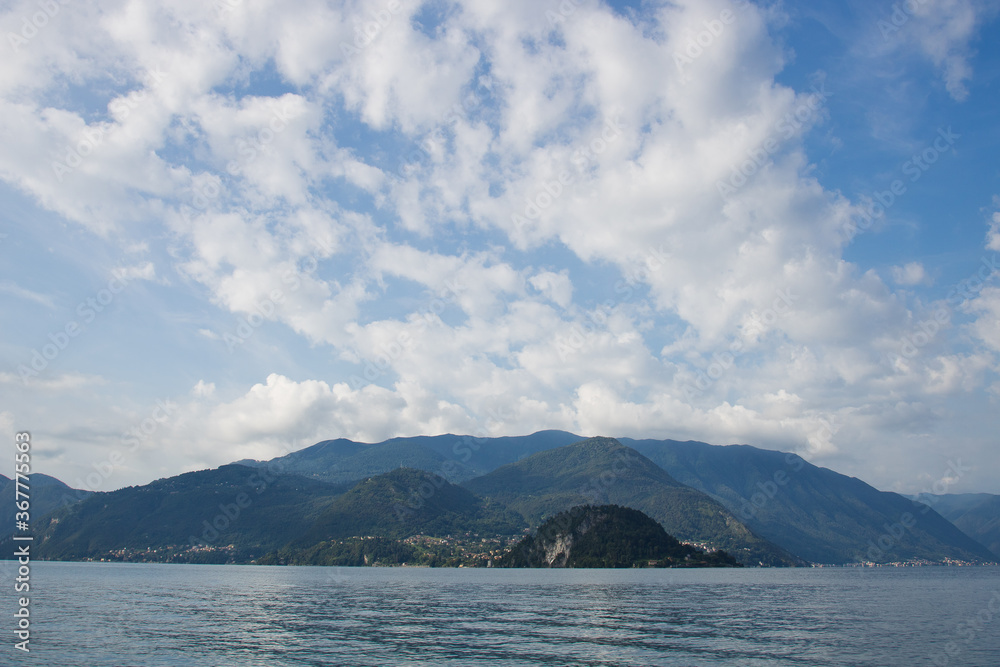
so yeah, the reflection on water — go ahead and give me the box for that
[4,562,998,666]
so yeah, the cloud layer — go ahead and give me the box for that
[1,0,998,494]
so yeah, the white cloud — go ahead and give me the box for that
[0,280,56,308]
[904,0,986,101]
[191,380,216,398]
[988,211,1000,251]
[529,270,573,309]
[891,262,931,286]
[117,262,160,283]
[0,372,105,391]
[963,286,1000,353]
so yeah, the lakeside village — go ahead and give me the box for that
[48,533,995,568]
[65,533,525,567]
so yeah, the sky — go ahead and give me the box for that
[1,0,999,496]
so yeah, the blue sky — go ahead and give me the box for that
[1,0,999,495]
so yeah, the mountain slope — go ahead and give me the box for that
[913,493,1000,559]
[464,437,803,566]
[238,439,480,485]
[624,438,997,564]
[297,467,526,543]
[392,430,585,474]
[238,430,585,485]
[0,473,92,540]
[24,465,345,561]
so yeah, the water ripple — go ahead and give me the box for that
[4,563,998,666]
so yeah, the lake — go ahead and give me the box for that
[3,562,998,666]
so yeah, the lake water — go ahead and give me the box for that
[2,562,998,666]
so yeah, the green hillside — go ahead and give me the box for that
[501,504,742,568]
[238,439,480,485]
[24,465,345,562]
[626,438,998,564]
[0,473,92,541]
[464,437,803,566]
[298,467,525,543]
[262,468,526,566]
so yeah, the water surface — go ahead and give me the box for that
[3,562,998,666]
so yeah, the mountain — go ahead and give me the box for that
[261,468,526,566]
[624,438,998,564]
[500,504,742,568]
[912,493,1000,559]
[18,433,998,568]
[296,467,525,543]
[392,430,585,474]
[22,465,345,562]
[237,430,584,485]
[0,473,92,540]
[464,437,804,566]
[236,438,479,484]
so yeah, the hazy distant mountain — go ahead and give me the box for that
[464,437,804,566]
[500,504,742,568]
[26,465,344,561]
[911,493,1000,559]
[624,438,998,564]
